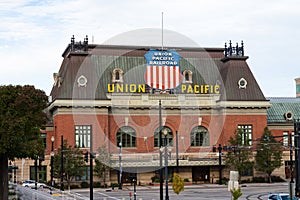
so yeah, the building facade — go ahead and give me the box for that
[10,37,298,186]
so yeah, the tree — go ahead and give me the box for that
[172,173,184,195]
[53,140,86,191]
[225,129,254,182]
[94,145,111,187]
[230,188,242,200]
[255,127,282,183]
[0,85,48,200]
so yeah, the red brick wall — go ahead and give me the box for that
[50,110,268,154]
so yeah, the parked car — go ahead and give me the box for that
[21,180,47,189]
[268,193,298,200]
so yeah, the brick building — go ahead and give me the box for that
[9,37,299,186]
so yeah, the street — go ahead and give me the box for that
[73,182,291,200]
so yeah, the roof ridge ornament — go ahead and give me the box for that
[224,40,244,57]
[70,35,89,52]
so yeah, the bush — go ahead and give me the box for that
[93,182,101,188]
[183,178,189,182]
[252,177,265,183]
[271,176,285,183]
[151,175,160,183]
[70,184,80,189]
[81,181,89,188]
[111,183,119,188]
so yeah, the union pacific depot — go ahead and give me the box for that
[10,35,300,187]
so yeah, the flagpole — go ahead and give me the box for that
[161,12,164,51]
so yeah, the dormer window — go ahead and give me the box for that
[112,68,124,83]
[183,70,193,83]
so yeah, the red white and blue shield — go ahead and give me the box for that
[144,49,182,90]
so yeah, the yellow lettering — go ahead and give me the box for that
[130,84,136,92]
[214,85,220,94]
[116,84,123,92]
[187,85,193,93]
[204,85,209,93]
[107,84,114,92]
[182,85,187,92]
[194,85,199,93]
[138,84,145,93]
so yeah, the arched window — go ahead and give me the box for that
[185,72,189,82]
[154,126,173,147]
[190,126,209,147]
[112,68,124,83]
[116,71,120,80]
[182,70,193,83]
[116,126,136,148]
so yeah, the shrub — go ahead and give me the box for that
[271,176,285,183]
[183,178,189,182]
[252,177,265,183]
[81,181,89,188]
[93,182,101,188]
[70,184,80,189]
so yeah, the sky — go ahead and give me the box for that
[0,0,299,97]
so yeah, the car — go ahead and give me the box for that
[268,193,298,200]
[21,180,47,189]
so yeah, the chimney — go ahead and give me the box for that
[295,78,300,98]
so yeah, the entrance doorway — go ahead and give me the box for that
[192,166,210,183]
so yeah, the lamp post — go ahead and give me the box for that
[159,99,163,200]
[132,177,137,200]
[50,136,55,188]
[163,129,169,200]
[60,135,64,191]
[290,133,295,199]
[218,144,223,185]
[119,142,123,190]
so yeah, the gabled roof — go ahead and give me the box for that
[267,97,300,123]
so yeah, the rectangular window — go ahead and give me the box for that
[283,132,289,147]
[30,166,47,182]
[238,125,252,145]
[75,166,90,181]
[75,125,91,148]
[41,133,46,149]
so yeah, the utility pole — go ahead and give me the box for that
[176,130,179,173]
[290,133,295,198]
[294,120,300,197]
[218,144,222,185]
[90,127,94,200]
[159,99,163,200]
[61,135,64,191]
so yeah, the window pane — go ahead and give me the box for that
[75,125,91,148]
[154,127,173,147]
[116,126,136,147]
[190,126,209,147]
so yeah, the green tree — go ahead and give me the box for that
[231,188,242,200]
[225,129,254,182]
[53,140,86,191]
[255,127,282,183]
[172,173,184,195]
[94,145,111,187]
[0,85,48,200]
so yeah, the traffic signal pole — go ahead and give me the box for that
[90,126,93,200]
[294,120,300,197]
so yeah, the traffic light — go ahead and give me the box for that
[84,152,89,163]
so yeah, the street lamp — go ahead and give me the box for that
[50,136,55,194]
[50,136,55,189]
[119,142,122,190]
[163,129,169,200]
[218,144,223,185]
